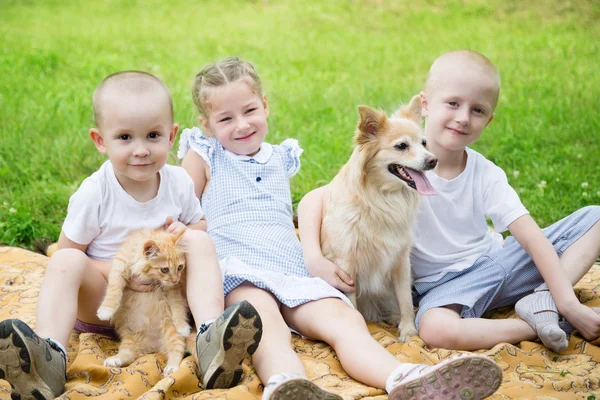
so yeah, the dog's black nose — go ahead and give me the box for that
[427,157,438,169]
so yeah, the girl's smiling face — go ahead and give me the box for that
[202,79,269,156]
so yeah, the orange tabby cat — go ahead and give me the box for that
[97,228,190,376]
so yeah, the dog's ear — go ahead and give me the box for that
[356,105,387,145]
[394,94,422,124]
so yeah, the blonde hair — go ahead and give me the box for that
[92,71,173,127]
[425,50,501,108]
[191,57,262,120]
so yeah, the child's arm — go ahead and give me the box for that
[297,187,355,292]
[509,214,600,339]
[181,151,210,201]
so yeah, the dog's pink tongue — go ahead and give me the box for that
[406,169,436,196]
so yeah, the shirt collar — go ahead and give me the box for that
[224,142,273,164]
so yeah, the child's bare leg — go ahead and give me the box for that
[183,229,224,324]
[37,248,110,346]
[559,220,600,284]
[0,248,109,399]
[226,284,304,382]
[284,298,501,399]
[516,219,600,346]
[419,305,536,350]
[283,297,396,388]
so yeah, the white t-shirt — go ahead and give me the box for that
[411,148,529,283]
[62,161,203,261]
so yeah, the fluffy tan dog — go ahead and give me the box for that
[320,96,437,341]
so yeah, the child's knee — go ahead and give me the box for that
[418,309,463,349]
[183,229,213,249]
[47,248,89,275]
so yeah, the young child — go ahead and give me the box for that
[299,50,600,354]
[179,56,502,400]
[0,71,262,399]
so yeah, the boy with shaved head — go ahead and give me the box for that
[299,50,600,353]
[0,71,261,399]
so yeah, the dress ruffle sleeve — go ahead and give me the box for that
[279,138,303,178]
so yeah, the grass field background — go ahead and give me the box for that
[1,0,599,248]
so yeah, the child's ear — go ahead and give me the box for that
[168,124,179,148]
[198,116,210,134]
[89,129,106,154]
[262,94,269,118]
[355,105,388,145]
[419,91,429,117]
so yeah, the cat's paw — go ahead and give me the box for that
[398,322,418,343]
[163,365,180,376]
[97,306,115,321]
[177,325,191,338]
[104,356,123,368]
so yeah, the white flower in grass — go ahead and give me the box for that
[537,180,547,189]
[513,170,520,178]
[9,207,17,214]
[581,182,589,189]
[583,192,588,197]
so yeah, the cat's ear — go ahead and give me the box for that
[143,240,160,259]
[171,229,185,244]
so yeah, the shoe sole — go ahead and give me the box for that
[389,355,502,400]
[0,320,55,400]
[270,378,343,400]
[204,301,263,389]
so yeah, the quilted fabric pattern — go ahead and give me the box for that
[1,246,599,399]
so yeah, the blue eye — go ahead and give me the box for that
[473,108,484,114]
[448,101,458,107]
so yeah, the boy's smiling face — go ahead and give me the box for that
[421,61,498,154]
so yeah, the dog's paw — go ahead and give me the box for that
[177,324,191,338]
[97,306,115,321]
[104,356,124,368]
[398,323,418,343]
[164,365,180,376]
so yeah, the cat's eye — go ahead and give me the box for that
[177,264,184,271]
[160,267,169,273]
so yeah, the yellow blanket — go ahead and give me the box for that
[1,246,599,399]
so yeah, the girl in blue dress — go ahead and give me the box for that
[178,57,502,400]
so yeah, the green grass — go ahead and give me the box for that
[1,0,599,249]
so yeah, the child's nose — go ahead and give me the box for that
[237,117,250,131]
[133,144,150,157]
[455,109,470,125]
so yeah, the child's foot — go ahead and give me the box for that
[515,291,568,352]
[388,355,502,400]
[196,300,262,389]
[262,373,342,400]
[0,319,66,400]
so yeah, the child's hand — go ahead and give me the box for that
[306,255,355,293]
[165,216,187,236]
[562,302,600,340]
[128,275,155,292]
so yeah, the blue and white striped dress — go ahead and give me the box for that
[178,128,351,308]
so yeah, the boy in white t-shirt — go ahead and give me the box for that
[0,71,262,399]
[298,50,600,353]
